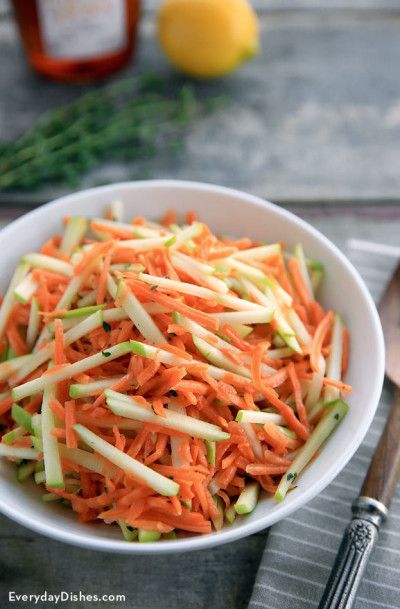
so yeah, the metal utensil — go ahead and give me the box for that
[318,262,400,609]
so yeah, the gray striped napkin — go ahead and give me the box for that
[249,246,400,609]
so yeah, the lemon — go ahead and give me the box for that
[157,0,260,78]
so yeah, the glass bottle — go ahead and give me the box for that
[11,0,140,82]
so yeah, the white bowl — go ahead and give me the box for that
[0,180,384,554]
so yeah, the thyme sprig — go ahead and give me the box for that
[0,73,224,191]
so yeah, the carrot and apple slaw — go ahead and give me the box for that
[0,203,351,541]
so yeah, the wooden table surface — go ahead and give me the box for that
[1,2,400,608]
[1,0,400,204]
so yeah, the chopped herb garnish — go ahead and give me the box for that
[334,413,340,420]
[287,472,297,482]
[102,321,111,332]
[150,285,158,291]
[102,351,111,357]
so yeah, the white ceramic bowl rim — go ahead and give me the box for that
[0,180,385,554]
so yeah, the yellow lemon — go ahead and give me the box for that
[157,0,260,78]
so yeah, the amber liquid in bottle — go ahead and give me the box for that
[12,0,140,82]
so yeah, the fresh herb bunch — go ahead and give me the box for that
[0,73,224,191]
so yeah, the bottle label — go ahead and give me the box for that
[37,0,127,59]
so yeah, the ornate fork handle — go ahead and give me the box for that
[318,497,388,609]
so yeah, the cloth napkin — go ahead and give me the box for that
[248,246,400,609]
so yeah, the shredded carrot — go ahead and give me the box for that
[207,247,238,260]
[153,367,187,397]
[342,328,350,376]
[251,343,309,440]
[220,347,244,366]
[80,472,94,498]
[152,398,166,418]
[65,400,78,449]
[42,363,68,377]
[310,311,334,372]
[288,258,312,307]
[13,438,36,448]
[221,325,251,351]
[246,464,289,476]
[309,300,325,325]
[160,209,176,226]
[136,360,160,387]
[74,241,114,276]
[127,279,219,331]
[0,394,13,416]
[132,216,145,226]
[323,377,352,392]
[53,319,65,365]
[170,494,182,516]
[160,249,180,281]
[91,221,131,240]
[24,395,42,414]
[262,422,289,455]
[218,464,237,489]
[49,399,65,422]
[41,237,64,259]
[157,343,192,361]
[186,211,197,225]
[97,245,115,305]
[256,475,278,494]
[175,380,208,395]
[263,449,292,467]
[6,324,28,356]
[178,439,193,464]
[32,269,69,286]
[112,425,126,451]
[287,362,309,428]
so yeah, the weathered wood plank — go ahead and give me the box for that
[146,0,400,10]
[0,10,400,203]
[0,514,266,609]
[2,1,400,16]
